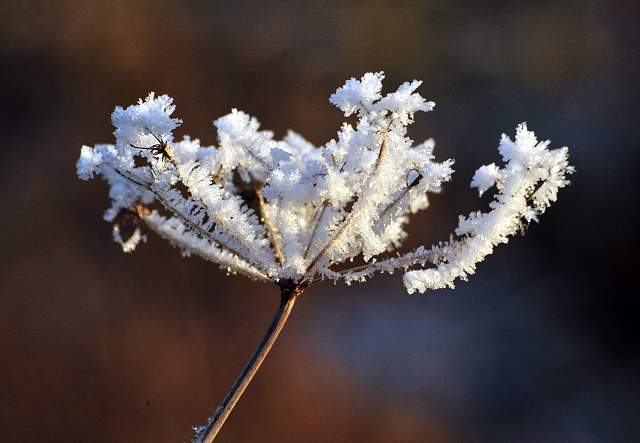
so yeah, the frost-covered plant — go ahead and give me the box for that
[77,72,573,442]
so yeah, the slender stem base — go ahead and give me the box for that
[195,283,303,443]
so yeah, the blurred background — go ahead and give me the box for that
[1,0,639,442]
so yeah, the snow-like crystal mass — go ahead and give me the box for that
[77,146,103,180]
[77,73,573,291]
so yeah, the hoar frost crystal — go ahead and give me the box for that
[78,72,573,293]
[77,72,573,442]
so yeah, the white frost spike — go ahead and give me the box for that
[78,73,572,293]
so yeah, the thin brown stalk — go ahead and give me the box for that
[373,130,389,172]
[212,164,224,185]
[196,283,303,443]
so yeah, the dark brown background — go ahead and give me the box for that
[1,1,639,442]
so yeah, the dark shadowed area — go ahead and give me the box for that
[1,1,639,442]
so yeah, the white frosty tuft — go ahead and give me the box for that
[77,146,103,180]
[330,72,385,117]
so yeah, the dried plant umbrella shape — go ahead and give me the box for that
[77,72,573,442]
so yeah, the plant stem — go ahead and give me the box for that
[196,283,303,443]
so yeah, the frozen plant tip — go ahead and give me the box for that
[77,72,573,441]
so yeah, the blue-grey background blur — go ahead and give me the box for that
[1,1,638,442]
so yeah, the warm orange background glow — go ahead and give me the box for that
[1,1,638,442]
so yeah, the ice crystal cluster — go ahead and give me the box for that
[77,72,573,293]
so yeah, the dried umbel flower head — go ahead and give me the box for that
[77,72,573,441]
[78,72,573,293]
